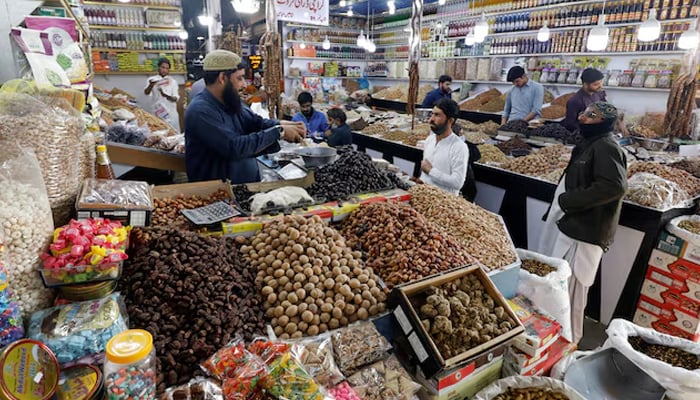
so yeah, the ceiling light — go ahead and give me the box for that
[322,36,331,50]
[678,20,699,49]
[300,42,306,49]
[117,0,131,3]
[198,15,212,26]
[388,0,395,14]
[356,29,367,48]
[465,29,475,46]
[366,40,376,53]
[586,14,609,51]
[438,0,446,5]
[242,30,247,34]
[474,13,489,40]
[638,8,661,42]
[347,9,353,16]
[340,0,346,6]
[178,31,189,40]
[196,36,205,40]
[537,21,550,42]
[231,0,260,14]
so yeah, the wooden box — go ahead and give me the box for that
[390,265,524,378]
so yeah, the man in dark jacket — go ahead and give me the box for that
[538,101,627,344]
[185,50,306,184]
[562,68,607,132]
[421,75,453,108]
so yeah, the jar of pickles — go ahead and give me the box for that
[104,330,156,400]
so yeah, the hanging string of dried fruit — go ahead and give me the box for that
[406,0,423,124]
[664,72,698,141]
[216,26,241,55]
[260,1,282,119]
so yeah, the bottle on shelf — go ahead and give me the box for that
[96,145,116,180]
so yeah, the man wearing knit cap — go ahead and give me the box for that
[562,68,607,132]
[538,101,627,344]
[184,50,306,184]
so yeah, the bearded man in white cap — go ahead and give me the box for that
[184,50,306,184]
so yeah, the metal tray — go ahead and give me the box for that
[564,348,666,400]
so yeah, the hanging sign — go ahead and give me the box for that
[276,0,329,26]
[248,55,263,71]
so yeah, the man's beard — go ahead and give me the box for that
[302,108,314,118]
[222,80,243,114]
[431,121,448,135]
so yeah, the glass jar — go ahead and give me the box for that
[607,70,621,86]
[657,70,673,88]
[532,68,542,83]
[547,68,559,83]
[619,70,634,87]
[104,329,156,400]
[558,68,569,83]
[540,68,550,83]
[644,70,660,88]
[631,70,646,87]
[567,68,579,84]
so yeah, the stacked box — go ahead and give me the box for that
[633,228,700,342]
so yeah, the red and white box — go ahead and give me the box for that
[634,295,700,342]
[507,296,562,357]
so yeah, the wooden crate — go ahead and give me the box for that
[390,264,524,378]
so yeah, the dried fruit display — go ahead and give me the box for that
[543,89,555,104]
[628,336,700,370]
[670,159,700,178]
[460,89,502,111]
[409,185,517,270]
[678,219,700,235]
[464,131,492,144]
[403,132,430,147]
[477,144,509,164]
[152,189,232,227]
[499,120,530,134]
[414,275,516,359]
[550,92,575,107]
[478,96,506,113]
[535,144,571,168]
[348,117,369,131]
[521,259,557,277]
[340,202,475,287]
[361,123,390,136]
[628,162,700,197]
[625,172,690,209]
[382,129,411,142]
[493,387,570,400]
[122,227,266,393]
[307,150,395,201]
[460,120,500,136]
[496,137,532,154]
[501,154,557,177]
[241,215,386,338]
[530,124,577,143]
[540,105,567,120]
[540,167,565,184]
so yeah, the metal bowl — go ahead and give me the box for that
[293,147,337,168]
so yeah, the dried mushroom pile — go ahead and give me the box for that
[628,162,700,197]
[409,185,517,270]
[628,336,700,370]
[152,189,232,227]
[122,227,266,392]
[493,388,570,400]
[340,202,475,288]
[521,259,557,277]
[416,274,516,359]
[241,215,387,338]
[678,219,700,235]
[478,144,509,164]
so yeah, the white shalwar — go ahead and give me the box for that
[419,133,469,195]
[146,75,180,131]
[539,176,604,344]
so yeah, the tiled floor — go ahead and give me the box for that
[578,317,609,350]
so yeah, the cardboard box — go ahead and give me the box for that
[635,295,700,341]
[641,268,700,314]
[644,266,700,303]
[507,296,562,357]
[657,230,700,266]
[633,308,698,341]
[503,345,550,376]
[76,179,154,227]
[417,357,504,400]
[390,265,524,378]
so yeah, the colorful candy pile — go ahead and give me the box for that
[40,219,129,286]
[0,233,24,348]
[105,365,157,400]
[202,338,268,399]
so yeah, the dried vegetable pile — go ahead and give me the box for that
[414,274,516,359]
[340,202,475,288]
[409,185,517,270]
[122,227,266,392]
[628,162,700,197]
[240,215,386,338]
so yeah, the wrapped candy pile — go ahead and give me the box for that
[40,219,129,286]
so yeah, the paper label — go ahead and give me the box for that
[393,306,412,335]
[408,332,429,363]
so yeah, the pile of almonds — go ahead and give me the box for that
[340,202,475,288]
[152,189,232,227]
[409,185,517,270]
[122,227,265,393]
[241,215,387,339]
[628,161,700,197]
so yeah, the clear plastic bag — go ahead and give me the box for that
[604,319,700,400]
[625,172,691,210]
[26,292,128,365]
[262,352,328,400]
[473,376,586,400]
[516,248,572,342]
[346,355,421,400]
[331,321,392,375]
[0,93,84,224]
[201,337,269,399]
[288,333,345,387]
[0,144,54,318]
[77,178,154,209]
[159,378,224,400]
[0,227,24,349]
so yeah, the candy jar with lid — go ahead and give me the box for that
[104,329,156,400]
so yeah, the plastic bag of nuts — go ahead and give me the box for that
[604,319,700,399]
[287,333,345,387]
[346,355,422,400]
[473,376,584,400]
[159,378,224,400]
[331,321,392,376]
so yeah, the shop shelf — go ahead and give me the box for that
[83,1,180,10]
[92,48,185,53]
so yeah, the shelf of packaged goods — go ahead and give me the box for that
[286,40,357,46]
[83,1,181,10]
[90,25,183,31]
[484,17,696,37]
[92,48,185,53]
[57,0,90,39]
[285,24,362,34]
[379,50,687,62]
[94,70,187,75]
[285,76,364,80]
[287,56,368,62]
[421,0,615,23]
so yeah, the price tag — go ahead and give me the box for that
[223,221,263,235]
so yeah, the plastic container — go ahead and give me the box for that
[56,364,104,400]
[104,329,156,400]
[39,259,122,288]
[0,339,59,400]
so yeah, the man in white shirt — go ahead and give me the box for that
[145,58,180,131]
[420,98,469,195]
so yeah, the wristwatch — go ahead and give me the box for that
[275,125,284,138]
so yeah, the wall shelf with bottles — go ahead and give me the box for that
[288,56,368,62]
[378,50,687,62]
[83,1,180,11]
[285,24,363,34]
[89,25,181,31]
[92,48,185,54]
[94,71,186,75]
